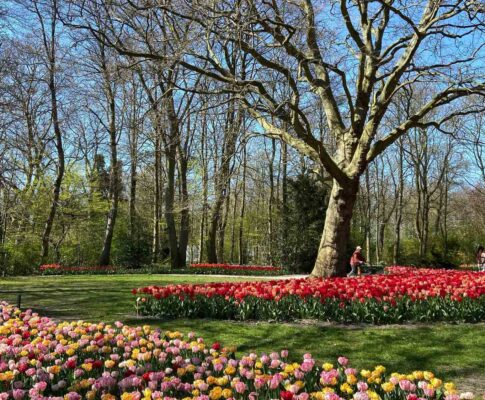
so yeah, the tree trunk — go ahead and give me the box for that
[364,170,371,264]
[267,138,276,264]
[0,188,6,276]
[393,140,404,264]
[99,165,119,266]
[98,127,119,266]
[207,100,240,263]
[99,45,119,267]
[199,113,208,263]
[311,179,358,277]
[442,171,449,257]
[217,183,231,262]
[161,91,188,270]
[40,5,64,262]
[129,147,137,243]
[178,155,189,267]
[281,141,288,265]
[230,187,238,262]
[152,134,161,263]
[165,142,180,268]
[238,146,247,265]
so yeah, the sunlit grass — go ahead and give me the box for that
[1,274,484,392]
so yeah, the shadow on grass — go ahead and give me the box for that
[2,275,485,392]
[122,317,485,388]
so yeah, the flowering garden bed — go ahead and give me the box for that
[38,263,285,276]
[0,302,471,399]
[40,264,117,275]
[187,263,286,276]
[133,267,485,324]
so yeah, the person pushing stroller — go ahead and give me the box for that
[348,246,366,277]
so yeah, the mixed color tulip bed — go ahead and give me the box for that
[133,267,485,324]
[187,264,285,276]
[0,301,474,400]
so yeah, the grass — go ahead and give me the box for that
[0,274,263,321]
[1,274,484,393]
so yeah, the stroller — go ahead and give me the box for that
[476,246,485,272]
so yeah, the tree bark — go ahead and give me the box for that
[207,100,239,263]
[163,93,190,269]
[280,141,288,265]
[165,136,180,268]
[393,140,405,265]
[152,133,161,263]
[178,155,189,267]
[238,145,247,265]
[311,179,358,277]
[199,115,208,263]
[39,1,65,263]
[99,45,119,266]
[267,138,276,265]
[230,183,238,262]
[364,170,372,264]
[129,132,138,245]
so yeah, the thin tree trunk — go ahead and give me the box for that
[163,93,189,269]
[178,155,189,267]
[442,170,449,257]
[40,2,65,262]
[207,101,239,263]
[230,187,238,262]
[199,117,208,263]
[365,170,371,264]
[393,140,404,264]
[0,188,6,276]
[129,145,138,245]
[165,138,180,268]
[99,45,119,266]
[268,139,276,265]
[217,183,231,262]
[281,141,288,266]
[238,145,247,265]
[152,134,161,263]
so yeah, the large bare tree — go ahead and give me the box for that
[68,0,484,276]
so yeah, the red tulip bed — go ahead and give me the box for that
[133,267,485,324]
[187,263,286,276]
[0,301,470,400]
[40,264,117,275]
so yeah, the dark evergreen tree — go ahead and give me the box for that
[282,175,328,273]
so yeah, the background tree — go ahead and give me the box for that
[0,0,484,275]
[67,0,485,276]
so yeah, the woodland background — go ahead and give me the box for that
[0,1,484,275]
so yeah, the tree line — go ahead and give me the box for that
[0,0,483,276]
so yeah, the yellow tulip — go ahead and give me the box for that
[323,363,334,371]
[381,382,395,393]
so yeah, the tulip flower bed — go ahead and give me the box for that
[187,263,286,276]
[40,264,117,275]
[133,267,485,324]
[0,302,471,400]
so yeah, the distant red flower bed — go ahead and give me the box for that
[133,267,485,323]
[39,264,116,274]
[190,263,282,272]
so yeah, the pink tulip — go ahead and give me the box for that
[235,381,247,394]
[337,356,349,366]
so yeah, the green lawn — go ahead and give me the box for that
[1,274,484,393]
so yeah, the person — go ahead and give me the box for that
[476,246,485,272]
[348,246,366,277]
